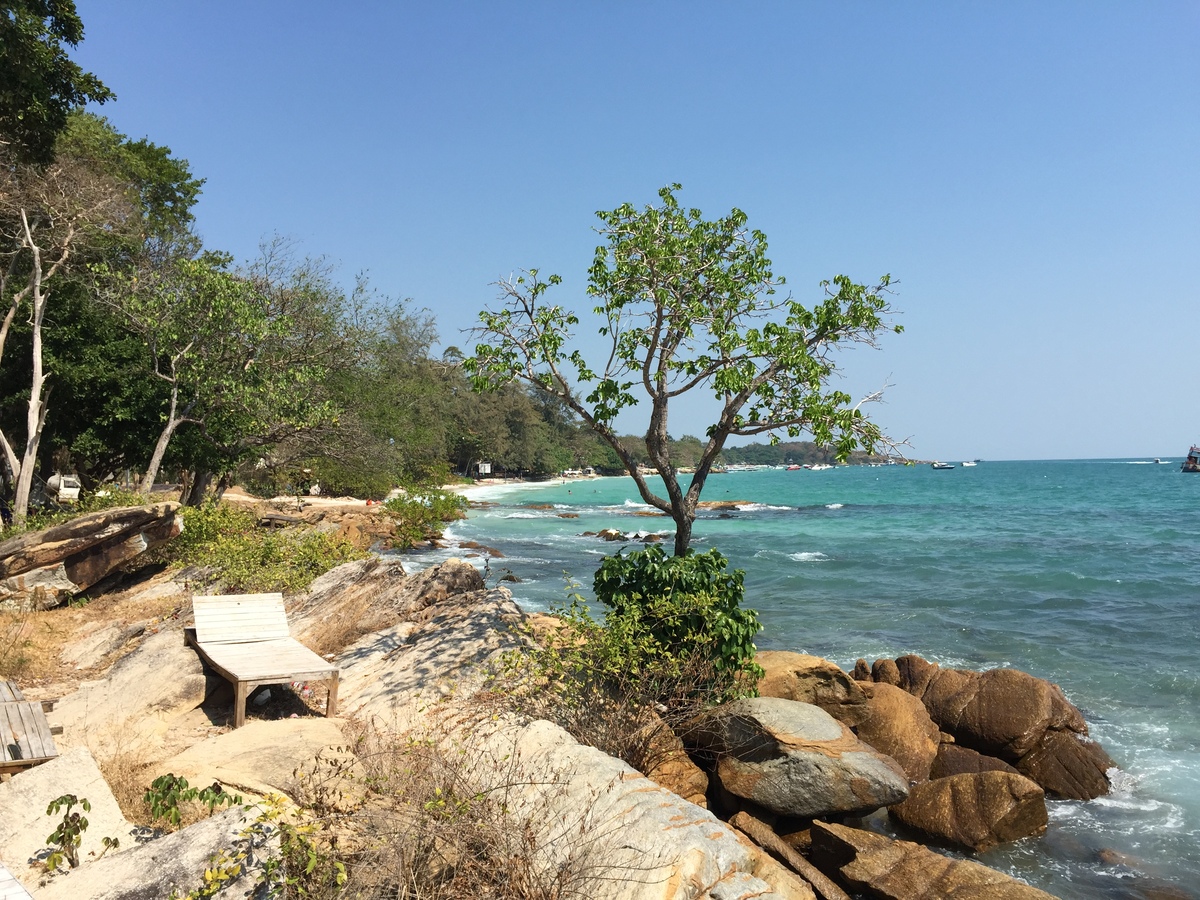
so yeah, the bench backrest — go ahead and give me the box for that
[192,593,290,644]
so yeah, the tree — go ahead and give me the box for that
[467,185,901,555]
[0,129,128,521]
[0,0,114,166]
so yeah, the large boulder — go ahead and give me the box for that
[756,651,872,728]
[36,806,278,900]
[889,771,1048,852]
[930,743,1019,779]
[0,747,134,891]
[0,503,183,609]
[854,682,941,783]
[869,655,1112,799]
[687,697,909,818]
[809,820,1059,899]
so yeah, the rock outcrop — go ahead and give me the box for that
[0,503,183,609]
[687,697,909,818]
[854,682,941,783]
[889,771,1048,852]
[809,820,1059,899]
[866,654,1113,799]
[930,743,1020,779]
[757,651,872,727]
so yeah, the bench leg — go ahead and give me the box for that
[326,672,339,718]
[234,681,248,728]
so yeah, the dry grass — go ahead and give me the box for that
[282,718,629,900]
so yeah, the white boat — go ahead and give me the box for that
[931,462,955,470]
[961,461,977,467]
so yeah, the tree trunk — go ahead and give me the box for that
[673,514,694,557]
[183,470,213,507]
[12,262,50,523]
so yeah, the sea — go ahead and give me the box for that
[397,459,1199,899]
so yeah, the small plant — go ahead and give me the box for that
[144,774,241,829]
[44,794,90,870]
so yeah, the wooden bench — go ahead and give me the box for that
[185,593,339,729]
[1,680,60,777]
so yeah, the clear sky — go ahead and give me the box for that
[72,2,1200,461]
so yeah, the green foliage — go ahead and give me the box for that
[592,546,763,700]
[44,793,90,870]
[467,184,901,554]
[0,0,114,166]
[383,486,467,549]
[144,774,241,830]
[161,502,367,594]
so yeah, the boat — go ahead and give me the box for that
[961,460,978,467]
[1183,446,1200,474]
[786,464,802,471]
[931,462,955,470]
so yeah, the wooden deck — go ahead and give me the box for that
[1,680,60,776]
[186,593,339,728]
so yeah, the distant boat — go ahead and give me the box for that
[1183,446,1200,474]
[931,462,955,470]
[961,460,978,467]
[786,464,802,471]
[809,463,834,471]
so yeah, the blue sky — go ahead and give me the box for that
[73,2,1200,460]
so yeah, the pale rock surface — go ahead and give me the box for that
[460,716,814,900]
[889,771,1048,852]
[0,747,134,890]
[53,626,213,759]
[855,682,941,783]
[687,697,909,818]
[36,806,277,900]
[153,717,348,798]
[809,820,1058,899]
[756,651,871,728]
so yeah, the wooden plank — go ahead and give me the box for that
[0,682,24,703]
[193,593,290,644]
[0,701,57,764]
[0,860,36,900]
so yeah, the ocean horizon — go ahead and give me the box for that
[399,458,1199,899]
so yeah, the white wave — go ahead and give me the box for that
[502,512,550,519]
[789,551,831,562]
[825,503,844,509]
[735,502,792,511]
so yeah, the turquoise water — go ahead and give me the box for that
[400,460,1199,898]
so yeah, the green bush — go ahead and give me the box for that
[383,486,467,548]
[161,503,367,594]
[592,545,763,701]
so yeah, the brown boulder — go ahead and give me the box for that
[931,743,1019,779]
[895,653,941,697]
[852,658,871,682]
[757,651,871,727]
[809,820,1059,899]
[889,771,1048,852]
[872,657,901,685]
[855,682,941,783]
[1016,729,1114,800]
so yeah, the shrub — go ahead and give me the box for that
[159,502,367,594]
[384,485,467,549]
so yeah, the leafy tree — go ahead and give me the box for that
[467,185,901,554]
[0,0,114,165]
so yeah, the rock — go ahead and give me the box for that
[876,655,1111,800]
[1015,729,1114,801]
[854,682,940,783]
[459,716,815,900]
[153,718,348,798]
[598,528,627,541]
[36,806,278,900]
[889,771,1048,852]
[809,820,1059,899]
[0,747,134,890]
[852,659,871,682]
[53,626,214,759]
[930,744,1019,779]
[687,697,909,818]
[757,651,871,728]
[637,717,710,808]
[0,503,183,609]
[872,658,901,686]
[59,621,148,670]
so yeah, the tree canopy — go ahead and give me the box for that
[467,185,902,554]
[0,0,114,166]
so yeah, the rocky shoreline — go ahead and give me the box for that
[0,510,1188,899]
